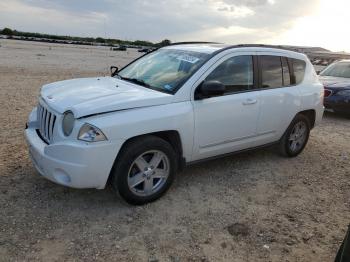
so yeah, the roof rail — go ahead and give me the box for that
[211,44,304,55]
[167,42,302,52]
[227,44,294,50]
[169,42,296,49]
[169,41,221,46]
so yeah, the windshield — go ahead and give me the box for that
[117,49,211,93]
[320,62,350,78]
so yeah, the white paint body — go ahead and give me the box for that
[25,45,324,189]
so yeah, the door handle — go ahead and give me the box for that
[242,98,257,105]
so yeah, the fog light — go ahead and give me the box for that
[53,169,71,185]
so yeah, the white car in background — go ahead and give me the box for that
[25,43,324,204]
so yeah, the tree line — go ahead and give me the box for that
[1,27,171,47]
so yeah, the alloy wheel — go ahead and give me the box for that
[127,150,170,197]
[288,121,307,152]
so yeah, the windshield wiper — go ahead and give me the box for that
[120,77,151,88]
[117,76,172,94]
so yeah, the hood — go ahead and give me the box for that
[41,77,173,118]
[318,75,350,89]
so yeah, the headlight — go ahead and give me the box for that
[78,123,107,142]
[337,89,350,96]
[62,111,75,136]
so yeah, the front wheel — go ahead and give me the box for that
[111,136,178,205]
[279,114,310,157]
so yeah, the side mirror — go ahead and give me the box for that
[316,70,321,75]
[110,66,118,77]
[196,80,226,99]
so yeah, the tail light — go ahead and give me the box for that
[324,89,332,98]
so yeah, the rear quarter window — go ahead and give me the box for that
[291,58,306,84]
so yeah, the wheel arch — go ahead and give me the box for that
[279,109,316,142]
[107,130,185,185]
[298,109,316,128]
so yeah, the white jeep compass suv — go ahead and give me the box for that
[25,43,324,204]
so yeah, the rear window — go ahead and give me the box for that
[260,56,283,89]
[291,58,306,84]
[260,56,306,88]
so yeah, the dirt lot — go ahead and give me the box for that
[0,39,349,262]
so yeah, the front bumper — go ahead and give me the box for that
[25,121,124,190]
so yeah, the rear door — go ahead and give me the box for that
[253,54,301,146]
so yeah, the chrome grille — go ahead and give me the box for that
[37,103,57,143]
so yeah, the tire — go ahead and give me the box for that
[279,114,311,157]
[111,136,178,205]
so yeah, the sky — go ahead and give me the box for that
[0,0,349,52]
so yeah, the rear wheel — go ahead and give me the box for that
[111,136,177,205]
[279,114,310,157]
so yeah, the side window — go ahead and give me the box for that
[205,55,253,93]
[281,57,291,86]
[291,58,306,84]
[260,55,283,89]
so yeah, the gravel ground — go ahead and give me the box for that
[0,40,349,262]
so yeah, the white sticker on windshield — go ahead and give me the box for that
[171,54,200,64]
[164,84,173,90]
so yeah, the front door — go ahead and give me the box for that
[192,54,260,161]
